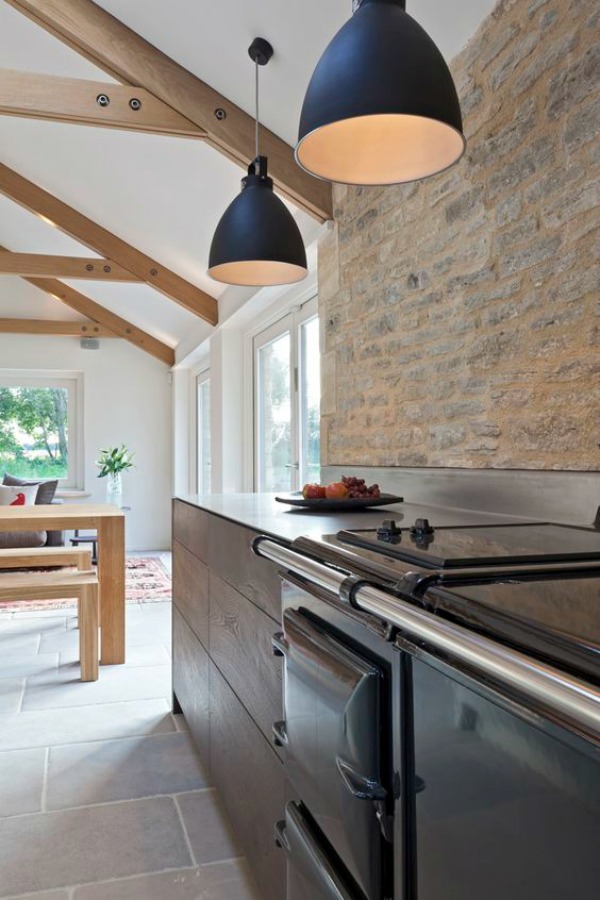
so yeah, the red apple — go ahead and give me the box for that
[324,482,349,500]
[302,483,326,499]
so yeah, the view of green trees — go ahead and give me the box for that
[0,387,69,480]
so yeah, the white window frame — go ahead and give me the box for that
[251,296,319,492]
[196,368,212,495]
[0,369,84,490]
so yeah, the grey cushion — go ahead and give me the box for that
[3,474,58,505]
[0,531,47,549]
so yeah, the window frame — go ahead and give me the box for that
[251,296,319,493]
[0,368,84,490]
[196,368,212,495]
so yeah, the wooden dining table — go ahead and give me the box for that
[0,503,126,664]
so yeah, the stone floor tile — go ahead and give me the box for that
[0,653,59,679]
[0,748,46,817]
[126,621,172,647]
[22,664,171,711]
[0,796,192,897]
[59,643,170,670]
[0,634,41,656]
[47,732,209,810]
[38,629,80,656]
[139,601,171,618]
[0,618,67,634]
[176,789,241,865]
[72,860,261,900]
[6,891,70,899]
[0,699,174,751]
[0,679,24,714]
[5,609,73,620]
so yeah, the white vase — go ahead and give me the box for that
[106,472,123,506]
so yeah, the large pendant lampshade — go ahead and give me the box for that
[208,38,308,287]
[296,0,465,185]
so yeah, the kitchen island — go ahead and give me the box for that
[171,493,533,899]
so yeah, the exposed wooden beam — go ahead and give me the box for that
[0,251,141,281]
[0,164,218,325]
[6,0,333,223]
[0,318,116,336]
[0,69,206,138]
[26,277,175,366]
[0,244,175,365]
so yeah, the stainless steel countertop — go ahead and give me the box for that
[175,492,531,544]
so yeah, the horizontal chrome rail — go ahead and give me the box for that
[254,539,600,738]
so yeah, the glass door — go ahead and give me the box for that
[197,371,211,494]
[255,326,294,492]
[253,299,320,492]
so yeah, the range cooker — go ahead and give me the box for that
[253,513,600,900]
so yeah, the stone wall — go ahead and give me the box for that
[319,0,599,470]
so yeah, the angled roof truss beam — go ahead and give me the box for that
[0,69,206,138]
[6,0,332,222]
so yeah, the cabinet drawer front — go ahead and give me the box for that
[207,517,281,619]
[210,661,285,900]
[172,607,210,768]
[173,540,210,649]
[172,500,209,561]
[210,572,283,743]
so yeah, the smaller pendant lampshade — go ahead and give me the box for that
[208,157,307,286]
[296,0,465,185]
[208,37,308,287]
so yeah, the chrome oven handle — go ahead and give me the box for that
[253,539,600,740]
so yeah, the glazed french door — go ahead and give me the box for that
[254,300,320,492]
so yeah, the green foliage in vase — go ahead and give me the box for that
[96,445,134,479]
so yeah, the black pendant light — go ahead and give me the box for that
[208,38,308,287]
[296,0,465,185]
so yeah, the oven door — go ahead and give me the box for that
[276,607,389,900]
[276,802,365,900]
[405,646,600,900]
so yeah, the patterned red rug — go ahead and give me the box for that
[0,556,171,612]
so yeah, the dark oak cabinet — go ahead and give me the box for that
[172,499,284,900]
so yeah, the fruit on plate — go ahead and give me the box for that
[300,476,382,501]
[302,483,326,499]
[324,481,349,500]
[341,475,381,499]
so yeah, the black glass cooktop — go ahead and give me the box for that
[337,521,600,569]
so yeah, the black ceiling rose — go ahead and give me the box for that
[296,0,466,185]
[208,37,308,287]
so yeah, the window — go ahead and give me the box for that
[197,371,211,494]
[254,300,320,492]
[0,371,83,489]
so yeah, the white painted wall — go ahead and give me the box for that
[0,335,172,550]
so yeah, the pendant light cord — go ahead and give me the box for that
[255,58,260,165]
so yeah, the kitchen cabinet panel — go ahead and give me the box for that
[207,516,281,620]
[172,499,209,561]
[210,660,285,900]
[172,539,210,649]
[209,571,283,744]
[172,607,210,769]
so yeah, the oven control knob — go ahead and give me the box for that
[377,519,402,539]
[410,518,434,536]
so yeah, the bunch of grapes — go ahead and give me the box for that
[341,475,381,499]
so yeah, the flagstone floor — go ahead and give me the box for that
[0,577,262,899]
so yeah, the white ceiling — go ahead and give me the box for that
[0,0,498,353]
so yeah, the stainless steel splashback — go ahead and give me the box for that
[321,467,600,526]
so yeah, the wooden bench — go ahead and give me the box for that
[0,570,99,681]
[0,547,93,571]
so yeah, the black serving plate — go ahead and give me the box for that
[275,492,404,512]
